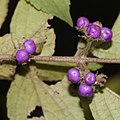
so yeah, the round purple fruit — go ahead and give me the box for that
[67,68,81,83]
[101,27,113,42]
[78,84,93,97]
[84,72,96,85]
[77,17,90,28]
[24,40,36,54]
[87,24,101,39]
[16,49,29,63]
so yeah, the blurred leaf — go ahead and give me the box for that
[0,34,16,80]
[90,88,120,120]
[87,63,103,71]
[107,74,120,95]
[35,62,77,81]
[93,13,120,58]
[10,0,55,56]
[0,0,9,28]
[25,0,73,26]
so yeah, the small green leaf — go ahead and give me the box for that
[90,88,120,120]
[25,0,73,26]
[0,34,16,80]
[87,63,103,71]
[0,0,9,28]
[93,13,120,58]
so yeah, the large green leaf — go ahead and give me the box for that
[7,67,42,120]
[93,13,120,58]
[90,88,120,120]
[7,67,85,120]
[0,34,16,80]
[25,0,73,26]
[0,0,9,28]
[34,76,85,120]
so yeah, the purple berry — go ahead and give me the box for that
[101,27,113,42]
[77,17,90,28]
[78,84,93,97]
[24,40,36,54]
[67,68,80,83]
[84,72,96,85]
[16,49,29,63]
[87,24,101,39]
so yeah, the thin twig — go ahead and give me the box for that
[0,54,120,64]
[32,56,120,64]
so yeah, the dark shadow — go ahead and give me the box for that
[79,97,94,120]
[16,63,30,76]
[0,80,11,120]
[94,85,105,94]
[68,83,79,97]
[95,40,112,50]
[27,106,44,118]
[0,0,19,36]
[43,80,61,85]
[48,17,78,56]
[99,64,120,77]
[70,0,120,28]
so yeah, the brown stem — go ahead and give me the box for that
[32,56,120,64]
[79,40,93,57]
[0,54,120,64]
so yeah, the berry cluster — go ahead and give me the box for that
[67,68,97,97]
[16,40,36,63]
[77,17,113,42]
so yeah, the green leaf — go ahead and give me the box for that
[35,62,76,81]
[93,13,120,58]
[7,69,85,120]
[90,88,120,120]
[10,0,55,56]
[0,34,16,80]
[0,0,9,28]
[41,76,85,120]
[87,63,103,71]
[7,67,41,120]
[25,0,73,26]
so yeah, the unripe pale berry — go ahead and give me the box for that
[24,40,36,54]
[67,68,80,83]
[84,72,96,85]
[77,17,90,28]
[101,27,112,42]
[87,24,101,39]
[16,49,29,63]
[78,84,93,97]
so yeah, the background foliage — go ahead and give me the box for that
[0,0,120,120]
